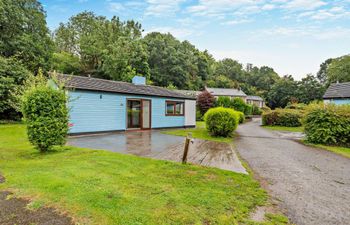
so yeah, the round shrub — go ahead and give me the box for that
[262,109,302,127]
[22,86,69,152]
[204,107,239,137]
[235,111,245,124]
[244,104,253,115]
[232,97,246,113]
[304,104,350,146]
[252,105,262,115]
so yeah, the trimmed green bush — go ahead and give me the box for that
[204,107,239,137]
[252,104,262,115]
[22,86,69,152]
[235,111,245,124]
[304,104,350,147]
[244,104,253,116]
[196,107,203,121]
[215,96,232,108]
[262,109,302,127]
[232,97,246,113]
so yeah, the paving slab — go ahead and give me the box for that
[68,130,247,174]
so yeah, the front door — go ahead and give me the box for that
[127,99,151,129]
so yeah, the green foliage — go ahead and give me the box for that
[215,96,232,108]
[22,84,69,152]
[51,52,81,74]
[236,111,245,124]
[0,56,32,120]
[252,104,262,115]
[196,107,203,121]
[303,104,350,147]
[143,32,211,90]
[204,107,239,137]
[0,0,53,72]
[266,75,299,109]
[262,109,302,127]
[232,97,246,113]
[54,12,149,81]
[297,74,325,104]
[244,104,253,116]
[197,90,215,115]
[326,55,350,84]
[285,103,307,110]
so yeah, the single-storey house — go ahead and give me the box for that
[205,87,264,108]
[246,96,264,108]
[55,74,196,134]
[323,82,350,105]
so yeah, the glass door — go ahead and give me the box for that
[127,100,141,128]
[142,100,151,129]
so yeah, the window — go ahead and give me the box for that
[166,101,184,116]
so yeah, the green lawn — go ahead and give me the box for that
[0,124,288,225]
[162,121,234,143]
[263,125,304,132]
[302,141,350,159]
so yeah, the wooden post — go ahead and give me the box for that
[182,133,192,164]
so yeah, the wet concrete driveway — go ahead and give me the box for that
[68,130,246,174]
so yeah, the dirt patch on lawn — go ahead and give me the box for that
[0,173,73,225]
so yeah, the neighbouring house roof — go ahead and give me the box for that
[174,89,201,97]
[205,87,247,97]
[323,82,350,99]
[55,73,196,100]
[246,95,264,101]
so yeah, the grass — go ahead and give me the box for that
[162,121,234,143]
[0,124,288,224]
[302,141,350,159]
[262,125,304,132]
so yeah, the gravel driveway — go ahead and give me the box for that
[235,118,350,225]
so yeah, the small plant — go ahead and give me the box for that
[244,104,253,116]
[21,74,69,152]
[204,107,239,137]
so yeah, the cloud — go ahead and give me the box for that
[282,0,327,10]
[221,19,252,25]
[145,0,185,16]
[109,2,125,12]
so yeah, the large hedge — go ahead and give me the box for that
[262,109,302,127]
[304,104,350,147]
[22,86,69,152]
[204,107,239,137]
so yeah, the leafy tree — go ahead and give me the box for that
[317,58,333,84]
[0,0,53,72]
[54,12,149,81]
[297,74,325,104]
[0,56,31,120]
[51,52,81,74]
[206,75,238,88]
[214,58,243,81]
[266,75,299,109]
[326,55,350,84]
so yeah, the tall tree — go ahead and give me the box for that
[0,0,53,72]
[53,12,149,81]
[297,74,325,104]
[266,75,298,108]
[326,55,350,84]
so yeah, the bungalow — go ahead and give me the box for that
[323,82,350,105]
[205,87,264,108]
[55,74,196,134]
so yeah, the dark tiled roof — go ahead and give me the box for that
[55,74,196,100]
[323,82,350,99]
